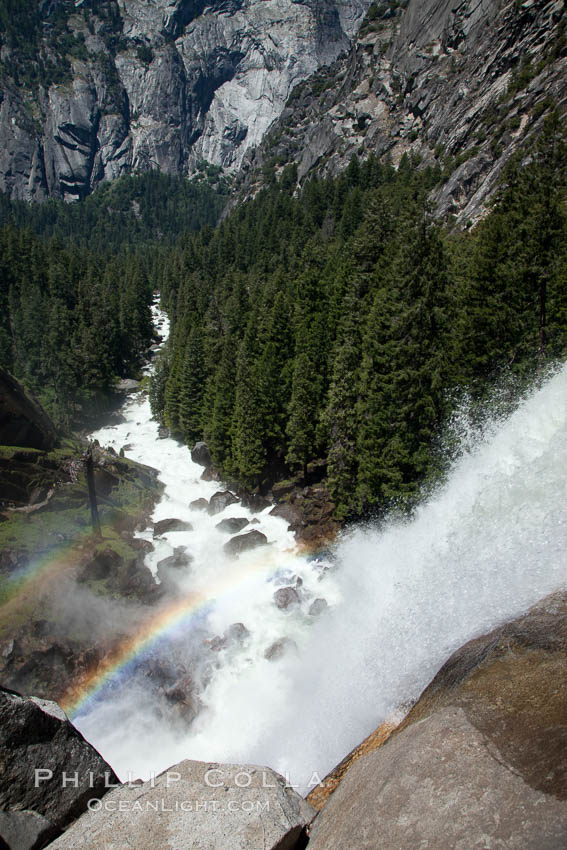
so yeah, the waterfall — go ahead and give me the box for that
[74,300,567,793]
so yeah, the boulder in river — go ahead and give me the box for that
[157,547,193,571]
[190,442,212,468]
[223,530,268,557]
[273,586,301,610]
[264,637,298,661]
[216,517,249,534]
[0,687,118,850]
[201,465,221,482]
[157,425,170,439]
[153,518,193,537]
[309,598,328,617]
[45,759,315,850]
[208,491,240,515]
[307,590,567,849]
[189,498,209,511]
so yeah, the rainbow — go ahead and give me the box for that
[61,545,303,719]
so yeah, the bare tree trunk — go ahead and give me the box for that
[85,443,102,538]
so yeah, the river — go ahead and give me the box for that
[73,298,567,794]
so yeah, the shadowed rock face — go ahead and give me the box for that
[0,687,118,850]
[0,368,58,451]
[307,591,567,849]
[0,0,371,200]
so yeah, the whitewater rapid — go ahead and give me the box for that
[76,300,567,794]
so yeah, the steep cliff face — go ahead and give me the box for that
[0,0,370,200]
[240,0,567,222]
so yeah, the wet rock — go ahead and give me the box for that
[189,498,209,511]
[309,598,328,617]
[157,548,193,571]
[215,517,249,534]
[0,687,117,850]
[207,491,240,515]
[191,442,212,467]
[157,425,170,439]
[45,759,316,850]
[308,591,567,849]
[273,586,301,610]
[201,465,221,482]
[264,637,298,661]
[153,518,193,537]
[223,530,268,557]
[207,622,250,652]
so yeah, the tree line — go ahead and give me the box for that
[151,112,567,519]
[0,172,226,427]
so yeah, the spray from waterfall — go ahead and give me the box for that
[73,305,567,793]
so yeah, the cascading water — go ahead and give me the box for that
[73,299,567,794]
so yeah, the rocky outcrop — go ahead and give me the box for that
[240,0,567,223]
[307,591,567,848]
[0,687,117,850]
[45,758,315,850]
[0,0,371,200]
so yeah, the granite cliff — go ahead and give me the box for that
[0,0,369,200]
[239,0,567,222]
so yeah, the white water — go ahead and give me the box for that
[75,301,567,793]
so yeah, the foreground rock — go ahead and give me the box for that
[45,760,315,850]
[223,530,268,557]
[308,591,567,849]
[0,688,117,850]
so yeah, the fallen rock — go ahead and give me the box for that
[45,759,315,850]
[309,598,328,617]
[223,530,268,557]
[153,518,193,537]
[0,687,118,850]
[190,442,212,467]
[273,586,301,610]
[308,591,567,849]
[208,491,240,515]
[264,637,298,661]
[201,465,221,482]
[216,517,249,534]
[189,498,209,511]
